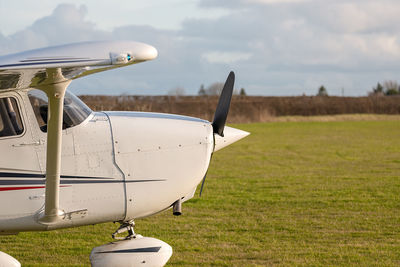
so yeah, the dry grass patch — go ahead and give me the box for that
[271,114,400,122]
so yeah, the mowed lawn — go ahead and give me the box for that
[1,119,400,266]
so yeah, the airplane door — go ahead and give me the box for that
[0,92,44,217]
[0,93,42,173]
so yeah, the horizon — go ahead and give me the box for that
[1,0,400,96]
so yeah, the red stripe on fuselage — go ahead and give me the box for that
[0,186,45,191]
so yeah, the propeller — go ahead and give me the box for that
[200,71,235,196]
[212,71,235,137]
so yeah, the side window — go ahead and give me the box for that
[28,89,92,132]
[27,89,48,132]
[0,97,24,138]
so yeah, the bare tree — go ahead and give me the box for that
[383,80,399,95]
[168,87,185,96]
[383,80,398,91]
[205,82,224,95]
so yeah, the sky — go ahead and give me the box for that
[0,0,400,96]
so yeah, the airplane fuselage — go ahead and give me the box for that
[0,40,250,267]
[0,89,213,233]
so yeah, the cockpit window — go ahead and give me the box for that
[28,89,92,132]
[0,97,24,137]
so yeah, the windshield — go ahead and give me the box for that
[28,89,92,132]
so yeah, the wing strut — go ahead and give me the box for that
[38,68,71,224]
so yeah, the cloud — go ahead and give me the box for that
[0,4,111,54]
[199,0,313,8]
[1,1,400,96]
[248,0,311,3]
[202,51,252,64]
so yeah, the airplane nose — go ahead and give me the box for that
[213,126,249,152]
[134,44,158,61]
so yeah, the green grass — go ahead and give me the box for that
[1,120,400,266]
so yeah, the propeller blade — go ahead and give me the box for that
[212,71,235,137]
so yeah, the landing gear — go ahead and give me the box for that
[91,219,173,267]
[112,220,136,240]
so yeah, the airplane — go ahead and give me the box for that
[0,40,249,266]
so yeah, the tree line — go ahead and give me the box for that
[370,81,400,96]
[317,80,400,97]
[168,82,246,96]
[169,80,400,97]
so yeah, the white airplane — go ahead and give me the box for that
[0,41,249,266]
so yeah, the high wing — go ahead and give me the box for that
[0,41,157,91]
[0,41,158,224]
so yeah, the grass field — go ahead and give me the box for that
[1,119,400,266]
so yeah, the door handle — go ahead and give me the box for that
[13,140,43,147]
